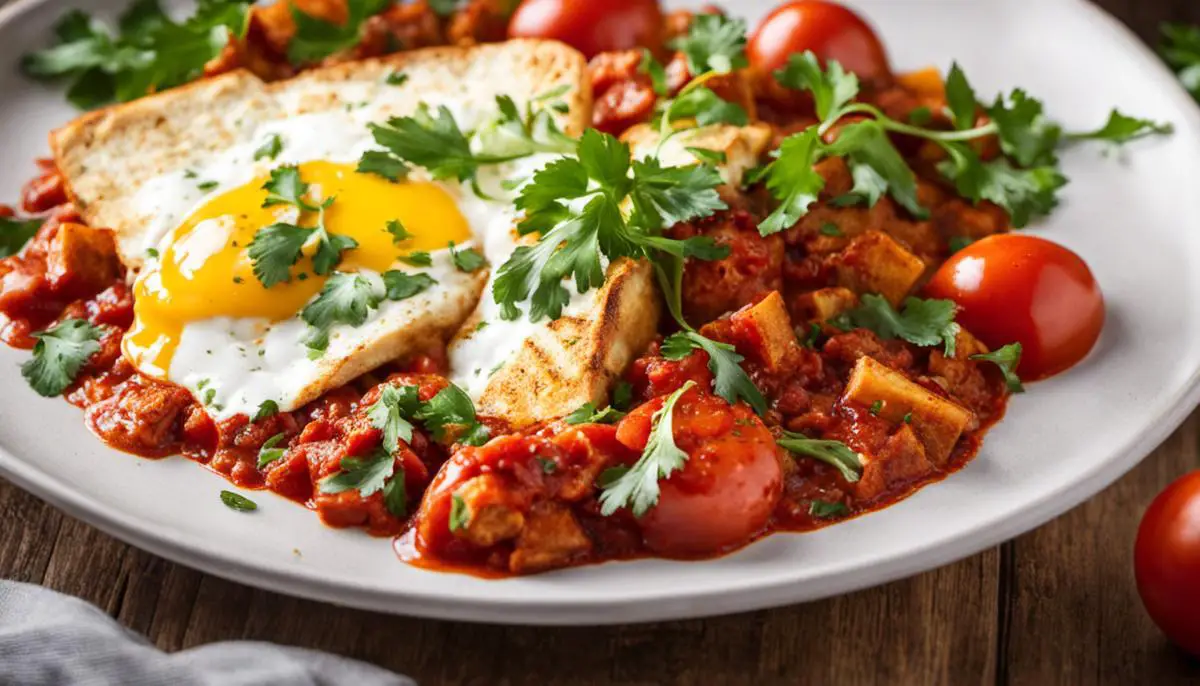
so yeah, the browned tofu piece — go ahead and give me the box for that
[729,291,799,373]
[949,326,988,361]
[45,222,121,293]
[843,356,973,465]
[509,502,592,574]
[835,231,925,306]
[453,474,526,547]
[855,424,934,502]
[791,287,859,323]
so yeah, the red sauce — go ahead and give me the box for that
[0,11,1022,576]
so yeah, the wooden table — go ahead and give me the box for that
[3,1,1200,684]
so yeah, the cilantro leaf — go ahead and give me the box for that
[686,147,727,165]
[254,133,284,161]
[22,318,102,396]
[1162,23,1200,102]
[612,381,634,410]
[449,242,486,272]
[774,51,859,121]
[639,48,668,96]
[256,433,286,469]
[23,1,250,109]
[385,219,412,244]
[385,70,408,86]
[759,127,825,235]
[944,62,978,131]
[834,294,961,356]
[474,95,575,159]
[356,150,408,182]
[382,270,436,300]
[939,144,1066,228]
[287,0,390,63]
[220,490,257,512]
[367,384,420,454]
[671,13,749,75]
[247,223,309,288]
[599,380,695,517]
[261,165,317,210]
[318,449,399,513]
[398,251,432,267]
[301,272,381,352]
[985,89,1062,168]
[777,432,863,483]
[0,216,43,258]
[416,384,490,446]
[660,331,767,415]
[1069,109,1173,144]
[449,494,469,531]
[311,230,358,276]
[809,499,850,519]
[824,120,927,218]
[564,402,626,425]
[971,342,1025,393]
[253,400,279,423]
[666,86,749,127]
[367,104,486,182]
[629,157,727,230]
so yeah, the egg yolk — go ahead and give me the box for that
[124,161,473,377]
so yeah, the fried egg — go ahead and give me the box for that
[51,41,590,420]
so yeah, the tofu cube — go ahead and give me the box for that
[730,291,800,373]
[836,231,925,306]
[843,356,973,465]
[792,287,859,323]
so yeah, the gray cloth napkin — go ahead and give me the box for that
[0,581,416,686]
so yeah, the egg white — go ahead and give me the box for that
[131,96,564,420]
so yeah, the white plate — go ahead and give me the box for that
[0,0,1197,625]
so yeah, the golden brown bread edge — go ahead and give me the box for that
[470,257,662,427]
[50,38,593,271]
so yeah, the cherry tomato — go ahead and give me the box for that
[924,234,1104,381]
[616,390,782,557]
[748,1,890,81]
[507,0,663,59]
[1135,471,1200,657]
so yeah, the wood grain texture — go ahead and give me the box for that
[1,1,1200,684]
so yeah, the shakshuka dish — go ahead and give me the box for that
[0,0,1166,576]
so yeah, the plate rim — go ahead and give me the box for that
[0,0,1198,625]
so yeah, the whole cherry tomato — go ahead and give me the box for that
[748,0,890,80]
[616,389,782,557]
[1135,471,1200,657]
[507,0,663,58]
[924,234,1104,381]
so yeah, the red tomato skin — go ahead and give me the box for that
[748,1,890,80]
[616,390,783,557]
[507,0,663,59]
[1135,471,1200,657]
[923,234,1104,381]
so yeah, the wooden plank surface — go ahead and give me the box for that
[1,1,1199,684]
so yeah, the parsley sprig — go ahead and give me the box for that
[598,380,695,517]
[833,295,961,356]
[0,216,43,258]
[760,53,1171,232]
[971,342,1025,393]
[1162,23,1200,102]
[22,318,102,397]
[248,166,357,288]
[366,382,491,450]
[492,128,728,321]
[361,93,574,190]
[22,0,252,109]
[777,431,864,483]
[288,0,390,64]
[317,448,407,518]
[300,267,436,356]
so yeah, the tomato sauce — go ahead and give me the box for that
[0,3,1029,577]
